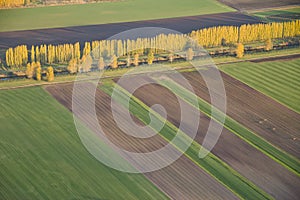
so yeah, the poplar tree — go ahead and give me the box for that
[74,42,81,61]
[133,54,139,67]
[126,55,131,67]
[98,57,105,70]
[35,46,40,63]
[31,45,35,62]
[67,59,78,74]
[186,48,194,61]
[46,66,54,82]
[110,55,118,69]
[35,65,41,81]
[147,50,154,65]
[236,43,244,58]
[81,55,92,72]
[25,63,33,79]
[265,38,273,51]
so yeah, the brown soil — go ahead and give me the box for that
[0,12,260,49]
[44,83,238,200]
[117,75,300,199]
[171,70,300,158]
[250,53,300,63]
[217,0,300,11]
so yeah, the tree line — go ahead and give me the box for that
[4,20,300,71]
[5,34,187,69]
[0,0,31,8]
[190,20,300,47]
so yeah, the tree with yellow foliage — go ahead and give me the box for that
[133,54,139,67]
[35,65,41,81]
[98,57,105,70]
[265,38,273,51]
[46,66,54,82]
[25,63,34,79]
[31,45,35,62]
[186,48,194,61]
[126,55,131,67]
[147,50,154,65]
[110,55,118,69]
[236,43,244,58]
[67,59,78,74]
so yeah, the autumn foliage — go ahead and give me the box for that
[4,20,300,74]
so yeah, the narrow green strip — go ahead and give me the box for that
[100,82,273,200]
[156,78,300,176]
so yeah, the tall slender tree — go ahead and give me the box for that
[147,50,154,65]
[236,43,244,58]
[46,66,54,82]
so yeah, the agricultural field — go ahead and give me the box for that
[253,7,300,22]
[0,87,168,199]
[117,75,300,199]
[0,0,234,32]
[0,12,260,49]
[1,0,300,199]
[170,70,300,159]
[218,0,300,11]
[45,83,240,199]
[220,58,300,113]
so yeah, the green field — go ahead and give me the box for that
[220,59,300,113]
[0,0,234,32]
[253,6,300,22]
[0,87,168,199]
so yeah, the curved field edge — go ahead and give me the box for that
[155,78,300,176]
[0,0,234,32]
[219,59,300,114]
[0,87,168,200]
[100,81,273,200]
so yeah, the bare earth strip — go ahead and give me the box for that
[117,75,300,199]
[0,12,260,49]
[45,83,238,200]
[171,70,300,159]
[217,0,300,11]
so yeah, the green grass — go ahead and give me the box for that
[0,87,168,199]
[254,7,300,17]
[155,77,300,176]
[253,6,300,22]
[220,59,300,113]
[101,81,273,200]
[0,0,234,32]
